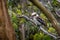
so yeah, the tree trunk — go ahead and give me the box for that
[0,0,16,40]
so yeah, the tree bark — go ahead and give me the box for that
[0,0,16,40]
[29,0,60,36]
[0,1,6,40]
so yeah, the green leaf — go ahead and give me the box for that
[16,9,22,15]
[48,27,56,33]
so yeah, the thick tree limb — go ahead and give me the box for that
[29,0,60,36]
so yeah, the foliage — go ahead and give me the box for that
[52,0,60,7]
[48,27,56,33]
[7,0,60,40]
[33,33,52,40]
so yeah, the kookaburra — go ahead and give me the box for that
[31,12,46,26]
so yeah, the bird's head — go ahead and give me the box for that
[31,12,39,17]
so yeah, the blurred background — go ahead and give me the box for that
[7,0,60,40]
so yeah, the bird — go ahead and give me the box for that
[31,12,46,26]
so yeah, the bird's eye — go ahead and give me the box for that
[33,14,36,16]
